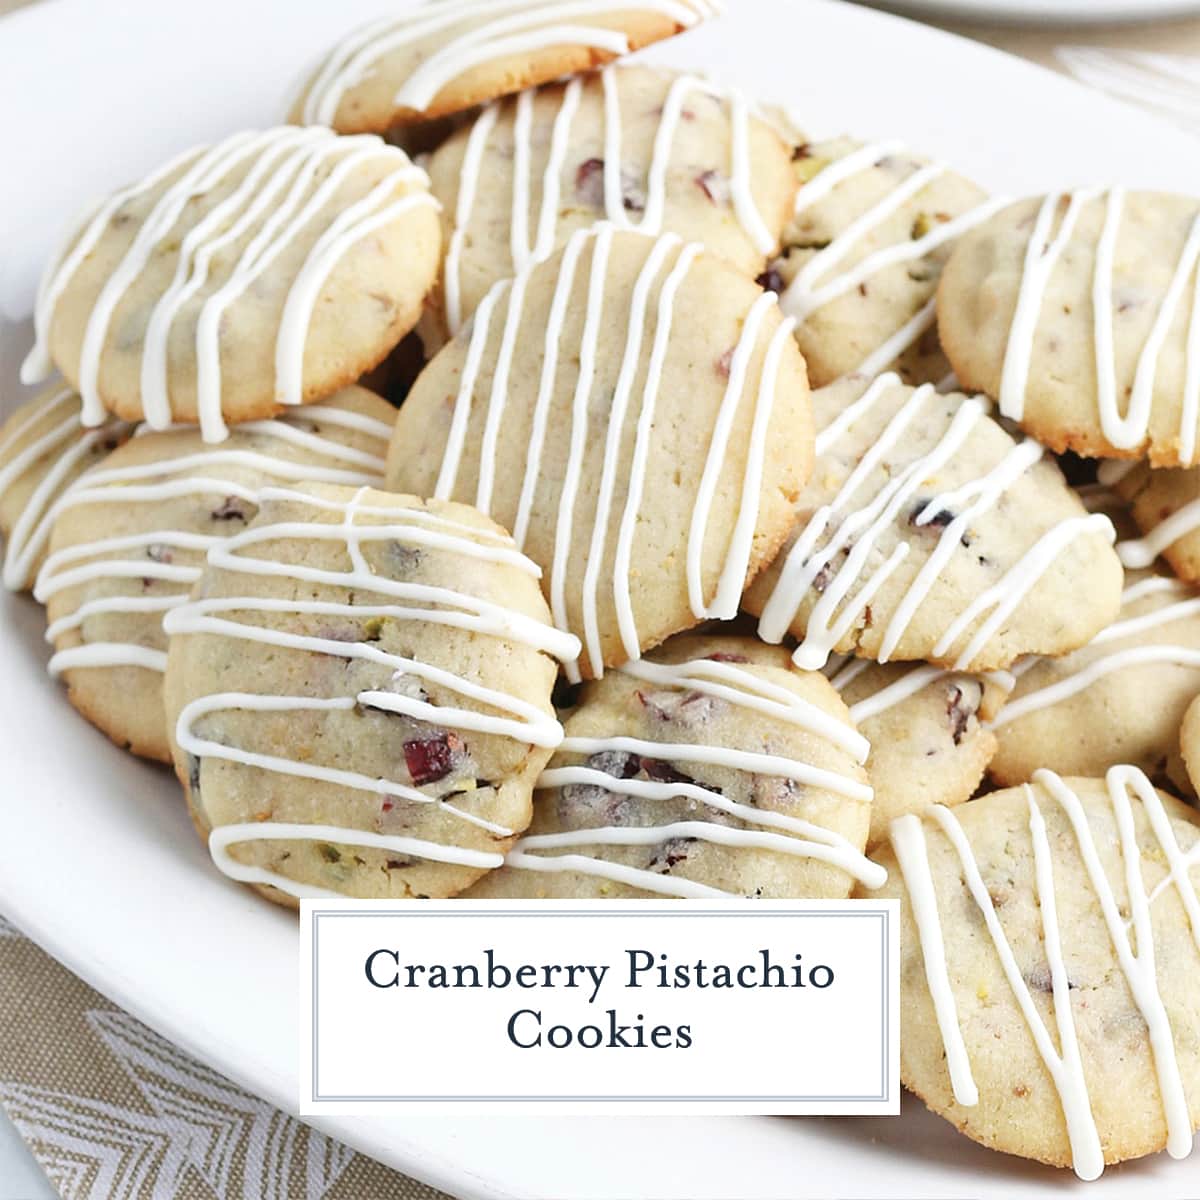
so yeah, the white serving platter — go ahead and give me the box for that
[2,1,1200,1197]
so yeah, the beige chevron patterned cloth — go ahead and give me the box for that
[2,2,1199,1199]
[0,915,447,1200]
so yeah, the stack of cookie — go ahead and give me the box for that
[3,0,1200,1180]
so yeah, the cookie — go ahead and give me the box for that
[877,767,1200,1178]
[743,372,1124,671]
[1180,693,1200,795]
[613,632,1000,845]
[1107,458,1200,584]
[21,127,440,442]
[162,482,578,906]
[425,64,795,338]
[990,571,1200,787]
[290,0,719,133]
[938,189,1200,466]
[385,226,813,679]
[464,632,880,899]
[825,655,1003,847]
[35,387,396,762]
[0,386,131,591]
[759,137,997,388]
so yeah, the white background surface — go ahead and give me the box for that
[3,0,1200,1197]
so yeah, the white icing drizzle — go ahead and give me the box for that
[889,765,1200,1179]
[998,190,1096,422]
[930,513,1115,670]
[890,812,978,1106]
[688,292,794,621]
[501,655,883,899]
[0,389,132,591]
[299,0,719,127]
[503,844,731,899]
[433,224,793,679]
[166,486,580,901]
[777,140,1008,370]
[32,405,392,675]
[624,656,869,762]
[442,63,774,335]
[757,372,1115,671]
[1114,495,1200,569]
[21,127,435,443]
[991,576,1200,728]
[828,656,973,727]
[211,822,504,899]
[999,190,1200,460]
[851,296,936,383]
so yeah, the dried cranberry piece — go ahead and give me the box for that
[318,623,363,643]
[558,785,632,826]
[648,836,696,873]
[945,684,976,746]
[706,652,749,663]
[575,157,605,206]
[573,157,645,213]
[635,689,702,722]
[622,177,646,213]
[756,267,784,294]
[908,500,956,530]
[210,496,252,522]
[1024,963,1077,993]
[588,749,640,779]
[559,749,640,817]
[636,688,721,725]
[640,757,708,790]
[695,169,731,205]
[388,542,423,574]
[403,732,456,785]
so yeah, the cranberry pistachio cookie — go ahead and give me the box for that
[1108,459,1200,584]
[990,571,1200,788]
[744,372,1124,671]
[21,127,439,442]
[290,0,719,133]
[825,656,1004,846]
[35,387,395,761]
[878,766,1200,1179]
[760,137,998,387]
[465,633,881,899]
[624,632,1002,848]
[386,226,812,680]
[938,190,1200,466]
[1180,693,1200,794]
[0,386,132,591]
[162,483,578,906]
[425,64,795,338]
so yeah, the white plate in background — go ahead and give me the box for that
[860,0,1200,25]
[2,1,1200,1197]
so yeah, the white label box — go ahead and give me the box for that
[300,899,898,1116]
